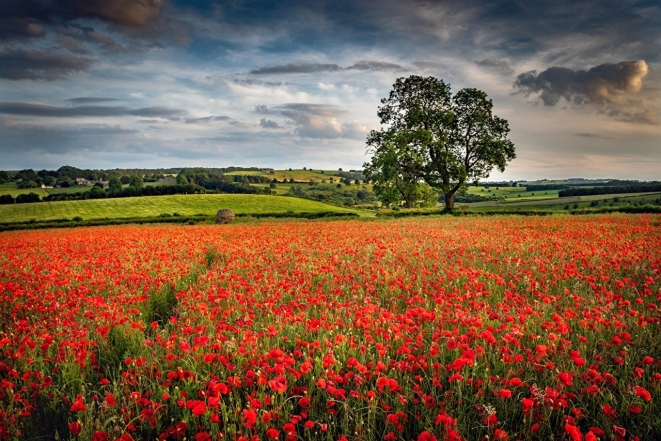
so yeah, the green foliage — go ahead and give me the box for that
[286,183,377,207]
[365,76,515,211]
[17,180,38,189]
[0,194,14,205]
[108,176,122,194]
[88,186,105,199]
[176,173,189,185]
[129,175,144,189]
[0,194,363,224]
[144,284,178,326]
[16,192,41,203]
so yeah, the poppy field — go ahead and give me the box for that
[1,215,660,441]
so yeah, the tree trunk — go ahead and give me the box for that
[444,191,455,211]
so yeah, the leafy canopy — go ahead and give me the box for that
[365,75,515,210]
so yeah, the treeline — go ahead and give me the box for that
[569,180,646,187]
[0,182,268,205]
[337,170,364,181]
[287,183,376,207]
[559,183,661,197]
[176,168,271,189]
[525,184,570,191]
[439,193,500,203]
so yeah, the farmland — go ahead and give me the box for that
[1,215,660,440]
[0,194,364,224]
[225,169,352,184]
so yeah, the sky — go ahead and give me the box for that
[1,0,660,180]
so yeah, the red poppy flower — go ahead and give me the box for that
[417,431,437,441]
[242,409,257,427]
[70,395,86,412]
[68,422,82,436]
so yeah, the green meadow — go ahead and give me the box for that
[226,169,352,183]
[0,194,365,223]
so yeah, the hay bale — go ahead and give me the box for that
[215,208,235,224]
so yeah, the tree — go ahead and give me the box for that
[365,76,515,211]
[364,139,427,208]
[129,175,144,189]
[16,192,41,203]
[108,176,122,194]
[176,174,189,185]
[88,186,105,199]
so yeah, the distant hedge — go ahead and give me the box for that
[525,184,569,191]
[0,211,360,231]
[559,183,661,197]
[0,194,14,205]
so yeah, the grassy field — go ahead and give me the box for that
[468,192,661,212]
[466,185,559,201]
[0,183,50,198]
[226,169,352,183]
[0,194,366,223]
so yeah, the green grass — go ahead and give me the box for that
[44,186,90,195]
[467,192,661,213]
[252,183,292,195]
[224,171,269,176]
[466,185,559,201]
[0,194,368,223]
[226,169,350,183]
[0,183,49,198]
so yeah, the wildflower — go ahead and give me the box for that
[558,372,573,387]
[242,409,257,427]
[417,431,437,441]
[70,395,86,412]
[68,422,82,436]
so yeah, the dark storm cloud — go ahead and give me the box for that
[0,102,184,118]
[477,58,512,74]
[0,0,165,31]
[0,0,186,47]
[0,18,46,40]
[57,36,92,54]
[0,49,92,80]
[513,60,657,123]
[66,97,121,104]
[259,118,279,129]
[250,63,341,75]
[0,118,138,155]
[63,0,164,28]
[514,60,649,106]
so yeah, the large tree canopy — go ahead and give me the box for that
[365,76,516,210]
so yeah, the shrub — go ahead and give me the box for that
[0,194,14,204]
[16,192,41,203]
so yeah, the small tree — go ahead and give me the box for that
[365,75,515,211]
[176,174,189,185]
[108,176,122,194]
[129,175,144,189]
